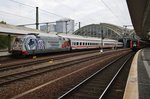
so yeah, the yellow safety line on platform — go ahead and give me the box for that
[123,50,141,99]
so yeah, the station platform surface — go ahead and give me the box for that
[124,48,150,99]
[0,51,10,56]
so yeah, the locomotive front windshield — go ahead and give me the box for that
[133,41,137,47]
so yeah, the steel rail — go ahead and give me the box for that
[0,51,111,86]
[0,50,99,72]
[99,54,132,99]
[58,54,126,99]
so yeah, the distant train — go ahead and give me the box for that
[130,39,149,51]
[130,39,140,51]
[10,33,123,56]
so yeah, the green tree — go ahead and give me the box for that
[0,35,8,49]
[0,21,7,24]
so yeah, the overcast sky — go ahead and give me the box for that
[0,0,132,29]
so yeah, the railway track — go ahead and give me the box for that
[0,55,13,63]
[58,52,134,99]
[0,49,131,98]
[0,49,126,86]
[0,49,96,63]
[0,49,102,72]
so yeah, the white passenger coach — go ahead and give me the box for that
[11,32,123,56]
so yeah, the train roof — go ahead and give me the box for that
[24,32,117,42]
[58,33,101,40]
[24,32,58,38]
[58,33,116,41]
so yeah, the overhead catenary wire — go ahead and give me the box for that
[54,0,97,23]
[11,0,96,26]
[8,0,34,8]
[4,0,131,27]
[8,0,69,19]
[0,10,35,21]
[98,0,124,25]
[102,0,129,25]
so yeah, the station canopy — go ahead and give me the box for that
[0,23,42,36]
[0,23,139,40]
[73,23,138,40]
[126,0,150,41]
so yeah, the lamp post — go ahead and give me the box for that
[65,20,70,34]
[123,25,127,48]
[100,27,104,53]
[65,21,67,34]
[36,7,39,30]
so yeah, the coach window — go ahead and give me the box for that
[80,42,82,45]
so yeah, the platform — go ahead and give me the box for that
[124,48,150,99]
[0,51,10,56]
